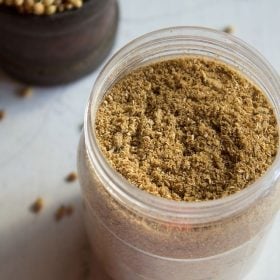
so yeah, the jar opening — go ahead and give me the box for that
[84,26,280,223]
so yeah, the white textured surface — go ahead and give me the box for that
[0,0,279,279]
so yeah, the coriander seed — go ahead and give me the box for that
[42,0,54,6]
[223,25,235,34]
[14,0,24,6]
[0,110,5,121]
[45,4,56,15]
[65,171,78,182]
[18,86,33,98]
[55,205,66,221]
[31,197,44,213]
[33,2,44,15]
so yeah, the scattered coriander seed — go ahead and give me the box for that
[31,197,44,213]
[55,205,66,221]
[0,110,5,121]
[223,25,235,34]
[65,171,78,182]
[18,86,33,98]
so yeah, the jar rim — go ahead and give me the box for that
[84,26,280,223]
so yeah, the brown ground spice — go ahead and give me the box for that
[96,57,278,202]
[223,25,235,34]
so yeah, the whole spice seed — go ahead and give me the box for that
[33,2,45,15]
[17,86,33,98]
[30,197,44,213]
[65,2,72,9]
[0,110,5,121]
[42,0,54,5]
[14,0,24,5]
[55,205,66,221]
[55,204,74,221]
[4,0,13,5]
[65,171,78,182]
[45,4,56,15]
[223,25,235,34]
[0,0,84,15]
[96,57,278,202]
[57,4,64,12]
[69,0,82,8]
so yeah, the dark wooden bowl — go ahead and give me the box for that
[0,0,119,85]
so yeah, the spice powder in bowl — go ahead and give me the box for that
[96,57,278,202]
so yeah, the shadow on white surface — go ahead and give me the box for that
[0,66,93,280]
[0,195,88,280]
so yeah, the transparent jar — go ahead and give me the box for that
[78,27,280,280]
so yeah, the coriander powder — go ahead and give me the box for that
[96,57,278,202]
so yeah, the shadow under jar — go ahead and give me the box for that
[0,0,119,86]
[78,27,280,280]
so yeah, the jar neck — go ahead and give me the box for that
[84,27,280,224]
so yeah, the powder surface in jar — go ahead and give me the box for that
[95,57,278,202]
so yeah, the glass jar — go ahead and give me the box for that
[78,27,280,280]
